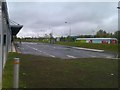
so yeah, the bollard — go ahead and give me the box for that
[13,58,20,88]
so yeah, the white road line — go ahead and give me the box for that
[37,50,42,53]
[21,48,24,50]
[26,45,55,58]
[43,52,47,54]
[26,45,42,53]
[49,55,55,58]
[91,56,97,57]
[27,43,37,44]
[18,47,24,50]
[67,55,77,58]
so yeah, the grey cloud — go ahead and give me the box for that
[7,2,118,37]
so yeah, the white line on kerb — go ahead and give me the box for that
[106,56,112,58]
[73,47,104,52]
[67,55,77,58]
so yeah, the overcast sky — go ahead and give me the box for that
[7,2,118,37]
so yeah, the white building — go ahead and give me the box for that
[76,38,118,44]
[0,1,23,89]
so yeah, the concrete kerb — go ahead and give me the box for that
[72,47,118,59]
[12,43,16,52]
[52,44,118,59]
[106,57,120,60]
[52,43,105,52]
[72,47,104,52]
[12,43,21,53]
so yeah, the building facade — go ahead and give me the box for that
[0,1,23,88]
[76,38,118,44]
[0,1,12,89]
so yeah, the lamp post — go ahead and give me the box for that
[117,2,120,58]
[117,6,120,31]
[49,25,54,44]
[117,7,120,9]
[92,30,95,38]
[65,22,71,36]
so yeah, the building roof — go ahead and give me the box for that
[10,25,23,36]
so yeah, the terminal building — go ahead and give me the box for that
[76,38,118,44]
[0,1,23,88]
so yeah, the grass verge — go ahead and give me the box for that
[55,41,118,52]
[3,53,118,88]
[2,53,19,88]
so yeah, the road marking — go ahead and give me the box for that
[106,56,112,58]
[67,55,77,58]
[91,56,97,57]
[26,45,42,52]
[21,48,24,50]
[26,45,55,58]
[37,50,42,52]
[49,55,55,58]
[18,47,24,50]
[43,52,47,54]
[27,43,37,44]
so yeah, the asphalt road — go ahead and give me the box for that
[17,42,116,59]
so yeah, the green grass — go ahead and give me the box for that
[15,39,50,43]
[3,53,118,88]
[2,53,19,88]
[55,41,118,52]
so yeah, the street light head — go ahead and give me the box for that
[65,22,67,23]
[117,7,120,9]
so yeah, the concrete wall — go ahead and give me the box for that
[2,2,12,67]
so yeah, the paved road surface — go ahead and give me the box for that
[17,42,116,59]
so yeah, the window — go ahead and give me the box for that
[3,34,6,45]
